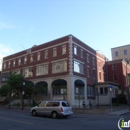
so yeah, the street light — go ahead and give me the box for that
[109,87,113,112]
[22,82,25,110]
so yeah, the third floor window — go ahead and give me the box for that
[53,48,57,57]
[124,50,127,55]
[45,50,48,59]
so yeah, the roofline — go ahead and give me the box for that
[111,44,130,50]
[94,81,121,87]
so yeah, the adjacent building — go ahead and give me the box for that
[111,44,130,62]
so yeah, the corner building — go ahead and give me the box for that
[1,35,107,107]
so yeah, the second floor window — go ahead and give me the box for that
[113,74,117,81]
[93,69,95,79]
[62,45,66,54]
[36,64,48,76]
[112,64,116,70]
[99,71,101,80]
[93,57,95,66]
[52,61,67,73]
[87,67,90,77]
[74,61,84,74]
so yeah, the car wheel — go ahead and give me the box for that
[32,110,37,116]
[51,112,58,119]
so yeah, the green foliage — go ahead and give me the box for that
[0,84,10,96]
[25,83,34,95]
[6,73,24,89]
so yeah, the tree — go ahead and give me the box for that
[7,73,24,90]
[6,73,24,108]
[0,84,10,96]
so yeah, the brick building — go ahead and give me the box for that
[106,59,130,90]
[1,34,108,107]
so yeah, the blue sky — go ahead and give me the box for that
[0,0,130,66]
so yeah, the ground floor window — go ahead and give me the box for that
[87,86,95,96]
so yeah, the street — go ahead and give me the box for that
[0,107,129,130]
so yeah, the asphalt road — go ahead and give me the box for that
[0,107,129,130]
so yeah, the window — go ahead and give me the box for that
[74,61,84,74]
[23,67,33,77]
[18,58,21,65]
[46,102,60,107]
[124,50,127,55]
[98,61,100,67]
[81,49,83,58]
[8,61,11,68]
[52,61,67,73]
[53,86,66,95]
[74,46,77,55]
[13,60,15,67]
[45,50,48,59]
[75,86,84,95]
[62,102,68,107]
[30,55,33,62]
[92,57,95,66]
[4,62,6,69]
[93,69,95,79]
[24,57,27,64]
[62,45,66,54]
[113,74,117,81]
[112,64,116,70]
[53,48,57,57]
[37,53,40,61]
[104,88,108,94]
[36,64,48,76]
[100,87,108,95]
[87,86,95,96]
[39,102,46,107]
[99,72,101,80]
[100,88,103,94]
[115,51,118,57]
[87,54,89,63]
[87,67,90,77]
[12,70,20,74]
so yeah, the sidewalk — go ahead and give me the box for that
[109,108,130,116]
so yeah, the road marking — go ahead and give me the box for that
[0,116,33,124]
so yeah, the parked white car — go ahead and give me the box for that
[30,100,73,118]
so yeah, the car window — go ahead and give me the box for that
[46,102,60,107]
[66,102,70,106]
[62,102,69,107]
[39,102,46,107]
